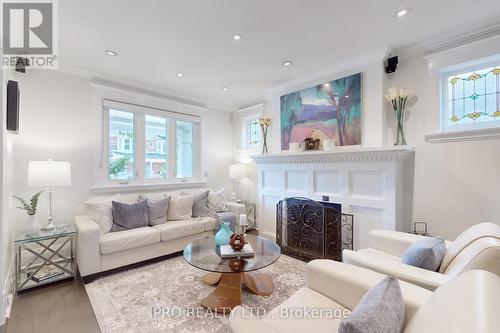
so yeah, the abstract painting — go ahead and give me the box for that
[280,73,362,150]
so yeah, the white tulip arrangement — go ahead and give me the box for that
[385,87,413,146]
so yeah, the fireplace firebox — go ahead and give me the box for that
[276,197,353,262]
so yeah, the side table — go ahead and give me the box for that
[14,225,77,293]
[235,201,257,231]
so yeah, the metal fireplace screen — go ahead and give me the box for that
[276,197,353,262]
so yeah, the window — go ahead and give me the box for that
[145,115,168,179]
[109,110,134,180]
[104,101,199,184]
[248,120,260,146]
[176,120,194,178]
[442,61,500,131]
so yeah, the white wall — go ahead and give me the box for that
[9,69,233,233]
[386,35,500,239]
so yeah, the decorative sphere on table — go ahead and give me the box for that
[229,233,246,251]
[215,222,233,246]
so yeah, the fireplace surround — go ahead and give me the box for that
[276,197,354,262]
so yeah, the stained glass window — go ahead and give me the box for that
[446,65,500,127]
[248,120,260,146]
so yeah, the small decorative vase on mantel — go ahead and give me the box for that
[259,117,272,154]
[385,87,413,146]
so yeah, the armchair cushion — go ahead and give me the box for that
[401,238,446,272]
[338,277,404,333]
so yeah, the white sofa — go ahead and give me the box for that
[343,222,500,290]
[229,260,500,333]
[75,191,245,278]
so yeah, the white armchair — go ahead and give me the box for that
[230,260,500,333]
[343,222,500,290]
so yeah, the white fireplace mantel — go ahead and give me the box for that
[251,146,415,164]
[250,146,415,249]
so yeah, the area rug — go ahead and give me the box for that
[85,255,306,333]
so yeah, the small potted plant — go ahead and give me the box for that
[14,191,43,233]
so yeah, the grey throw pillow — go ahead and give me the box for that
[401,238,446,271]
[138,195,170,226]
[338,277,405,333]
[111,200,148,232]
[192,190,209,217]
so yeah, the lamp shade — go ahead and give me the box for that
[229,164,247,180]
[27,159,72,188]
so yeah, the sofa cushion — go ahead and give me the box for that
[261,287,347,333]
[439,222,500,273]
[139,195,170,226]
[84,194,120,234]
[153,219,205,242]
[100,227,160,255]
[110,200,149,232]
[168,195,194,221]
[338,276,404,333]
[401,238,446,272]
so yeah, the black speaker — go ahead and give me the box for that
[385,56,399,73]
[6,80,19,132]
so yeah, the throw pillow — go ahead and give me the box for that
[208,188,228,212]
[110,200,149,232]
[84,194,120,234]
[338,277,405,333]
[138,195,170,226]
[401,238,446,271]
[167,195,194,221]
[192,190,209,217]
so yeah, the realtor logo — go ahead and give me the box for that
[2,0,58,69]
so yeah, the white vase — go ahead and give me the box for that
[27,215,41,234]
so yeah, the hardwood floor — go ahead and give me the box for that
[6,279,100,333]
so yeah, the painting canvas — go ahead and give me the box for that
[280,73,362,150]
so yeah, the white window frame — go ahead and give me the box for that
[101,100,201,186]
[440,56,500,133]
[241,115,261,151]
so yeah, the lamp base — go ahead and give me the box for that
[41,219,56,231]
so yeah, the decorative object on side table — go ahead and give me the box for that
[385,87,414,146]
[259,117,272,154]
[229,164,247,203]
[215,222,233,246]
[14,224,77,293]
[27,159,71,230]
[13,191,43,233]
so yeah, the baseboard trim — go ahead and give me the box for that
[82,251,183,284]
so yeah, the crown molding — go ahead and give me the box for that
[55,65,237,112]
[396,22,500,60]
[267,48,388,98]
[251,146,414,164]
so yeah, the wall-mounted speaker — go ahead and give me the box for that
[6,80,20,133]
[385,56,399,73]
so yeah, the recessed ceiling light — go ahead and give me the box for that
[176,72,184,78]
[233,34,243,41]
[395,7,412,18]
[104,50,117,56]
[282,61,292,67]
[222,87,229,91]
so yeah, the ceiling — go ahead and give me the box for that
[59,0,500,110]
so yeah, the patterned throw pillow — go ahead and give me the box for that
[192,190,209,217]
[208,188,228,212]
[338,277,405,333]
[197,206,223,225]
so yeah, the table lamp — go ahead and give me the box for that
[27,159,71,230]
[229,164,247,203]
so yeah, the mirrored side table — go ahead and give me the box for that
[14,225,77,293]
[235,201,257,231]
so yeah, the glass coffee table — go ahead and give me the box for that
[183,234,281,313]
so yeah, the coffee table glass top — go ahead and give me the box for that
[183,234,281,273]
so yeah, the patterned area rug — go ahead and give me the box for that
[85,255,306,333]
